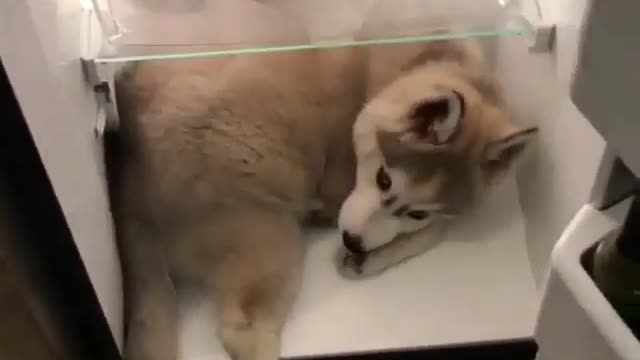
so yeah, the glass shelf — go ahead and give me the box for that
[88,0,541,63]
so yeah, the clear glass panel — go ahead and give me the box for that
[90,0,540,63]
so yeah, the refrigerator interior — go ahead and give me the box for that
[88,0,608,358]
[1,0,617,358]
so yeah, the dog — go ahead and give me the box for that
[106,36,536,360]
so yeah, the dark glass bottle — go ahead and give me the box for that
[593,197,640,338]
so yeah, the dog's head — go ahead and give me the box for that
[338,63,537,253]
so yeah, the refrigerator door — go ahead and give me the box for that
[536,0,639,358]
[0,0,122,352]
[535,198,640,360]
[571,0,640,178]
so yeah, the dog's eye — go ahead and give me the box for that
[407,210,429,220]
[376,166,392,191]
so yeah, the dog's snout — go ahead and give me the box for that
[342,231,364,253]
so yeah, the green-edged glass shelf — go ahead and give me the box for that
[87,0,541,63]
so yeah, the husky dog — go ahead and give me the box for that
[107,37,536,360]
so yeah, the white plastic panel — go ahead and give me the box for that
[497,0,606,287]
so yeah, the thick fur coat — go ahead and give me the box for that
[108,38,535,360]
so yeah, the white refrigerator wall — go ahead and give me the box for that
[0,0,123,350]
[497,0,606,287]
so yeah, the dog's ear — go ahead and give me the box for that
[400,90,465,147]
[485,127,538,170]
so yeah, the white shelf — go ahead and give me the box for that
[176,177,537,359]
[88,0,541,62]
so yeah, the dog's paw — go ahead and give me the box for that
[338,250,368,279]
[336,246,393,279]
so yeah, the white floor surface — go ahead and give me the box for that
[177,177,538,360]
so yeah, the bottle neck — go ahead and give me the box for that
[617,196,640,262]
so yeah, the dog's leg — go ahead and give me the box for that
[339,222,447,279]
[209,208,303,360]
[316,140,356,225]
[118,220,177,360]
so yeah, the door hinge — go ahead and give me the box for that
[82,58,119,138]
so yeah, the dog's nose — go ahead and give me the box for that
[342,231,364,253]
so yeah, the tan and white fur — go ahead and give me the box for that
[338,38,537,277]
[107,37,536,360]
